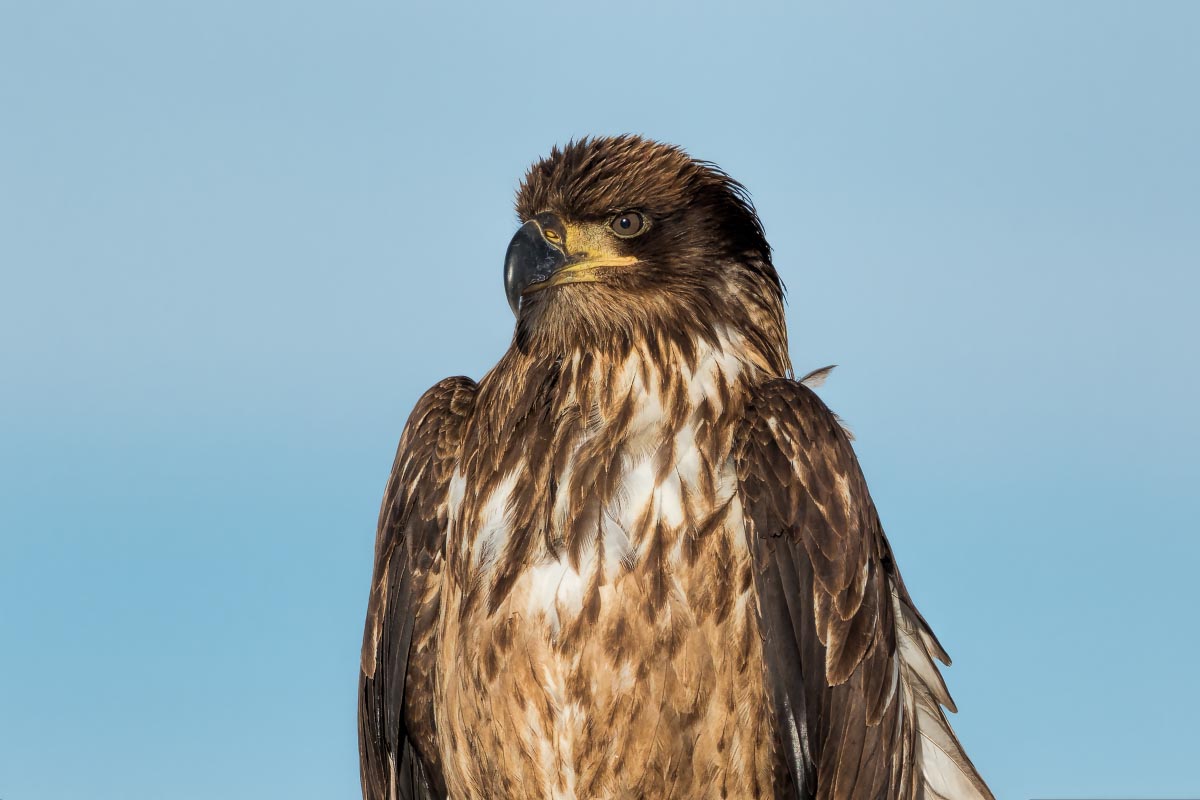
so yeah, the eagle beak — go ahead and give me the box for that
[504,220,566,316]
[503,218,642,316]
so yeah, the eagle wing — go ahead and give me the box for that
[736,378,992,800]
[359,377,477,800]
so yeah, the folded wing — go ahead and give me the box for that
[359,377,477,800]
[735,379,992,800]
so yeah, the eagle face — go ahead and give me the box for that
[505,136,784,355]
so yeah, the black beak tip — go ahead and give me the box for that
[503,220,565,316]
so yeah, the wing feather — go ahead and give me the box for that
[736,379,991,800]
[359,377,477,800]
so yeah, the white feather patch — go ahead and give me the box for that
[891,590,993,799]
[523,558,586,635]
[471,471,517,570]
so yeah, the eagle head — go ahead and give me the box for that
[505,136,787,365]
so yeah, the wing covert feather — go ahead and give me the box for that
[359,377,477,800]
[736,379,991,800]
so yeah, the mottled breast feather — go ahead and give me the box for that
[736,379,994,800]
[359,376,478,800]
[433,331,794,799]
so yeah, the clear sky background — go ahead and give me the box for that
[1,2,1197,798]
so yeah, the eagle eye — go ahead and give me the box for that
[610,211,646,238]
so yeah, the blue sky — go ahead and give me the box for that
[1,2,1197,798]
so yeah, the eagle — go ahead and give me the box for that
[359,136,993,800]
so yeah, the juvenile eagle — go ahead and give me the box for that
[359,136,992,800]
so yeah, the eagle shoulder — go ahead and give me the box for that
[359,376,477,800]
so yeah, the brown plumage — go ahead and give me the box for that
[359,136,992,799]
